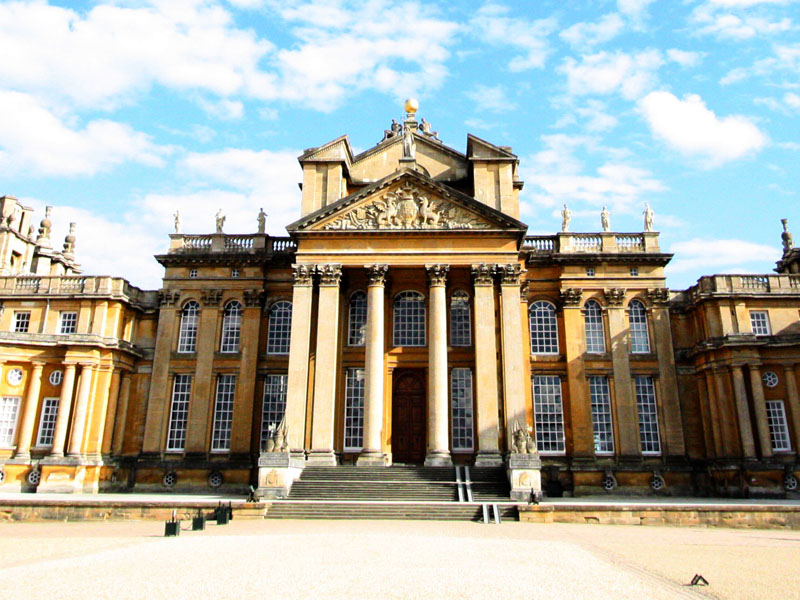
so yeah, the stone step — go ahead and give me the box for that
[265,501,519,521]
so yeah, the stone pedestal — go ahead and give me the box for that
[256,452,305,499]
[36,456,106,494]
[507,454,543,502]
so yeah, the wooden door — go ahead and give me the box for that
[391,369,427,463]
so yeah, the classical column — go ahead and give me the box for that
[604,288,639,458]
[67,363,95,457]
[358,264,388,466]
[111,372,132,456]
[285,264,316,454]
[695,372,717,458]
[425,264,452,467]
[731,365,757,459]
[14,362,45,459]
[783,365,800,452]
[748,365,773,459]
[562,288,593,458]
[49,364,77,458]
[703,369,724,456]
[309,264,342,465]
[497,264,528,453]
[713,369,735,456]
[98,368,122,457]
[472,264,502,466]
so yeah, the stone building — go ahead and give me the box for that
[0,104,798,498]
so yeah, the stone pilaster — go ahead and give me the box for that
[358,264,388,466]
[782,365,800,452]
[703,369,724,457]
[425,264,452,467]
[285,264,315,455]
[562,288,592,458]
[49,364,77,458]
[111,372,132,456]
[67,363,95,457]
[308,264,342,465]
[731,365,757,459]
[649,299,685,457]
[97,368,122,457]
[142,299,178,454]
[230,295,261,454]
[497,264,527,453]
[605,289,639,458]
[14,362,45,459]
[748,365,773,459]
[472,264,502,466]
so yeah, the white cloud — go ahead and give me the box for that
[197,98,245,120]
[667,238,777,274]
[638,91,767,166]
[561,50,663,100]
[0,91,170,176]
[575,100,619,132]
[617,0,655,19]
[560,14,624,49]
[666,49,702,67]
[706,0,795,6]
[691,2,793,39]
[470,3,557,71]
[465,84,515,113]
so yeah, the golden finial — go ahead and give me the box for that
[404,98,419,114]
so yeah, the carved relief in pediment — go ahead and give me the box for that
[322,182,492,231]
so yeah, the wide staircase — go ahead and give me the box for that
[265,465,519,521]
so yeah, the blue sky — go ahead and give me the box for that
[0,0,797,290]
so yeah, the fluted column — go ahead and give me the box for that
[14,362,45,459]
[731,365,757,459]
[285,264,315,454]
[472,264,502,466]
[309,264,342,465]
[49,363,77,458]
[783,365,800,452]
[748,365,773,459]
[425,264,452,467]
[67,363,95,457]
[358,264,388,466]
[497,264,528,452]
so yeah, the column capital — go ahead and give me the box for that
[425,264,449,287]
[292,263,315,286]
[243,289,265,308]
[365,264,388,287]
[647,287,670,306]
[604,288,626,306]
[783,364,797,373]
[201,288,223,306]
[471,263,494,286]
[30,361,46,369]
[317,263,342,286]
[158,290,181,307]
[496,263,522,286]
[559,288,583,307]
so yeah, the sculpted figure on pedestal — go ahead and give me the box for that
[402,123,416,159]
[420,118,439,140]
[173,211,181,234]
[644,203,654,232]
[601,206,610,232]
[561,204,571,232]
[782,219,793,255]
[257,208,267,234]
[215,209,225,234]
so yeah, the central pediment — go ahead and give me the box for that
[288,169,527,234]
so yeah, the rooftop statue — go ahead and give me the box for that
[173,210,181,234]
[782,218,794,255]
[382,119,402,141]
[215,209,225,234]
[257,208,267,234]
[644,203,654,232]
[561,204,571,232]
[601,206,610,232]
[419,118,439,140]
[402,122,416,159]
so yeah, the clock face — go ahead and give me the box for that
[6,368,23,386]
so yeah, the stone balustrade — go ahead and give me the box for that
[0,275,146,301]
[686,274,800,297]
[523,232,660,255]
[168,233,296,255]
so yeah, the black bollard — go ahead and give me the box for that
[165,509,180,537]
[192,509,206,531]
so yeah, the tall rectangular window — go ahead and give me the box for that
[348,292,367,346]
[344,368,365,451]
[532,375,565,454]
[750,311,771,336]
[584,301,605,354]
[35,397,60,447]
[449,292,471,347]
[0,396,21,447]
[166,375,192,452]
[450,368,474,451]
[267,301,292,354]
[13,312,30,333]
[59,311,78,334]
[589,376,614,455]
[635,376,661,454]
[766,400,791,452]
[260,374,288,448]
[211,375,236,452]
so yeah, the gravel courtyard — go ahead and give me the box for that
[1,518,798,599]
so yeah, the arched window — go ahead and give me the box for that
[177,301,200,353]
[628,299,650,353]
[584,300,605,354]
[450,291,471,347]
[267,301,292,355]
[393,291,426,347]
[348,291,367,346]
[529,300,558,354]
[220,301,242,353]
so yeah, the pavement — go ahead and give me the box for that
[1,518,799,599]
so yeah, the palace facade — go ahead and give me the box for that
[0,104,798,498]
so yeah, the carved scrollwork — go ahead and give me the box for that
[425,264,449,287]
[471,263,495,286]
[497,263,522,286]
[317,264,342,286]
[158,290,181,307]
[647,287,670,306]
[323,182,491,231]
[604,288,626,306]
[292,264,314,286]
[201,289,223,306]
[366,264,388,286]
[243,289,265,308]
[559,288,583,307]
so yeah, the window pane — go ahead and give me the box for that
[13,312,30,333]
[584,301,605,353]
[635,376,661,454]
[166,375,192,451]
[0,396,21,447]
[177,302,199,353]
[450,368,474,451]
[260,374,288,448]
[393,291,426,347]
[629,300,650,353]
[267,301,293,354]
[529,301,558,354]
[36,397,60,447]
[750,311,770,336]
[344,368,365,451]
[59,312,78,334]
[533,376,565,453]
[766,400,791,452]
[348,292,367,346]
[211,375,236,451]
[589,376,614,455]
[220,301,242,353]
[450,292,471,347]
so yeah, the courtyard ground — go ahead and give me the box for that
[0,518,798,599]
